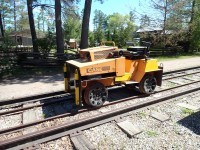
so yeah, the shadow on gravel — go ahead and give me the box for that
[41,87,142,118]
[42,101,75,118]
[177,111,200,135]
[108,87,140,102]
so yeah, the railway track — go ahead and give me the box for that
[0,90,66,108]
[1,66,199,108]
[0,67,200,149]
[1,67,200,117]
[0,83,200,149]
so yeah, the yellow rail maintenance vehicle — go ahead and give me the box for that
[64,41,163,107]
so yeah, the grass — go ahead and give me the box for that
[146,130,158,137]
[155,52,200,61]
[138,111,147,118]
[181,108,194,115]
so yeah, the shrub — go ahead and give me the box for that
[37,31,55,54]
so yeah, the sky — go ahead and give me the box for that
[33,0,162,31]
[78,0,161,30]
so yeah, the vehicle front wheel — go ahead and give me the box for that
[84,82,108,107]
[139,75,157,94]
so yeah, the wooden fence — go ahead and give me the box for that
[0,47,79,74]
[0,46,184,75]
[17,52,79,66]
[150,46,184,57]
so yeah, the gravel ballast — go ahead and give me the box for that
[83,91,200,150]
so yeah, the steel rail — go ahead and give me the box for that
[163,70,200,80]
[0,90,65,107]
[1,85,200,149]
[0,95,73,116]
[163,66,200,75]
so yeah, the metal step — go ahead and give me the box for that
[124,81,138,85]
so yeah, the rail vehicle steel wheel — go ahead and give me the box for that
[84,82,108,107]
[139,75,157,94]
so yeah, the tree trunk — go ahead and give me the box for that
[55,0,64,53]
[27,0,38,52]
[80,0,92,49]
[189,0,196,34]
[163,0,167,47]
[0,11,4,38]
[14,0,17,32]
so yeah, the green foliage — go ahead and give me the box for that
[190,0,200,50]
[108,13,135,47]
[140,15,150,28]
[0,34,15,76]
[93,10,107,44]
[88,31,95,47]
[63,15,81,41]
[138,111,146,118]
[146,130,158,137]
[36,31,55,54]
[92,11,136,48]
[181,108,194,115]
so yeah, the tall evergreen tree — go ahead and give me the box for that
[55,0,64,53]
[80,0,92,49]
[93,10,107,44]
[0,11,4,37]
[27,0,38,52]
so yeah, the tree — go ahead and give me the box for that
[93,10,107,44]
[0,11,4,37]
[140,15,151,28]
[27,0,38,52]
[107,13,135,47]
[17,7,29,32]
[151,0,170,46]
[129,10,135,22]
[190,0,200,49]
[63,5,81,41]
[150,0,192,48]
[55,0,64,53]
[0,0,12,31]
[80,0,92,49]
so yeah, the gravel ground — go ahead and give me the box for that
[83,91,200,150]
[38,84,200,149]
[0,57,200,101]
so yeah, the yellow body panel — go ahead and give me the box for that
[133,59,159,82]
[115,59,160,82]
[138,59,158,72]
[115,57,125,76]
[63,63,68,92]
[115,73,131,81]
[74,69,79,105]
[67,58,116,76]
